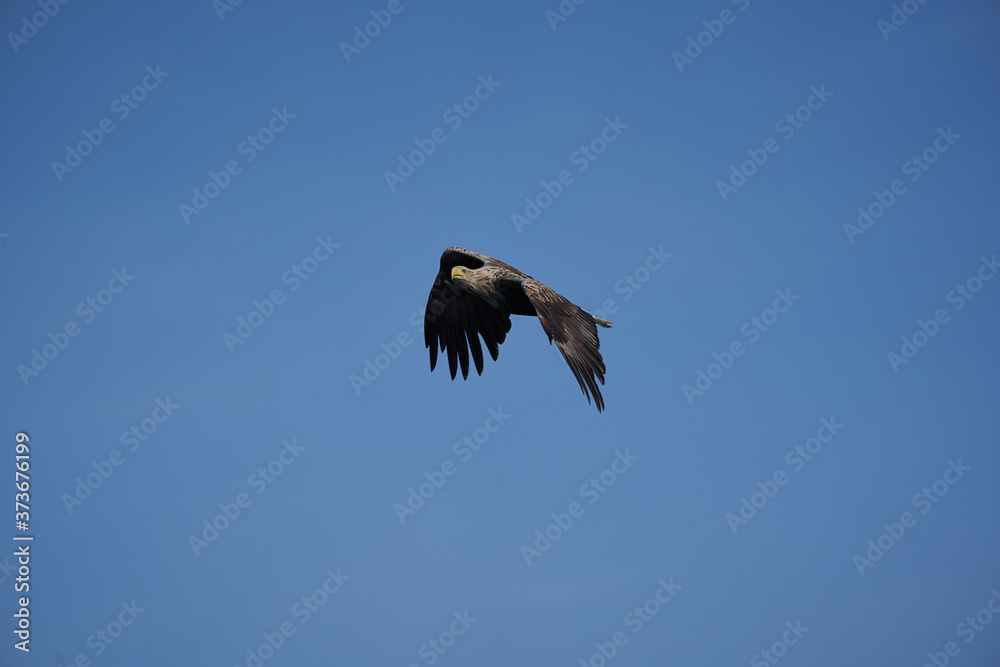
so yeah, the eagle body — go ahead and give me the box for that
[424,247,611,411]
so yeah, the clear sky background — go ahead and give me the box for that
[2,0,999,665]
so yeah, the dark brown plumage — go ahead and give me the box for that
[424,247,612,411]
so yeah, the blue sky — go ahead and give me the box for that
[2,0,999,665]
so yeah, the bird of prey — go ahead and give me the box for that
[424,247,612,411]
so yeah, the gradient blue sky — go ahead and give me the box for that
[2,0,999,665]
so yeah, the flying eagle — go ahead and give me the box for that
[424,247,612,411]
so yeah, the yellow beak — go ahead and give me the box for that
[451,267,465,280]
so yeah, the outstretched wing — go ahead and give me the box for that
[521,280,607,412]
[425,248,512,380]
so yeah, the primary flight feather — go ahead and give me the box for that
[424,247,612,411]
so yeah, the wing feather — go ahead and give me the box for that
[521,280,607,411]
[464,307,485,375]
[424,249,511,381]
